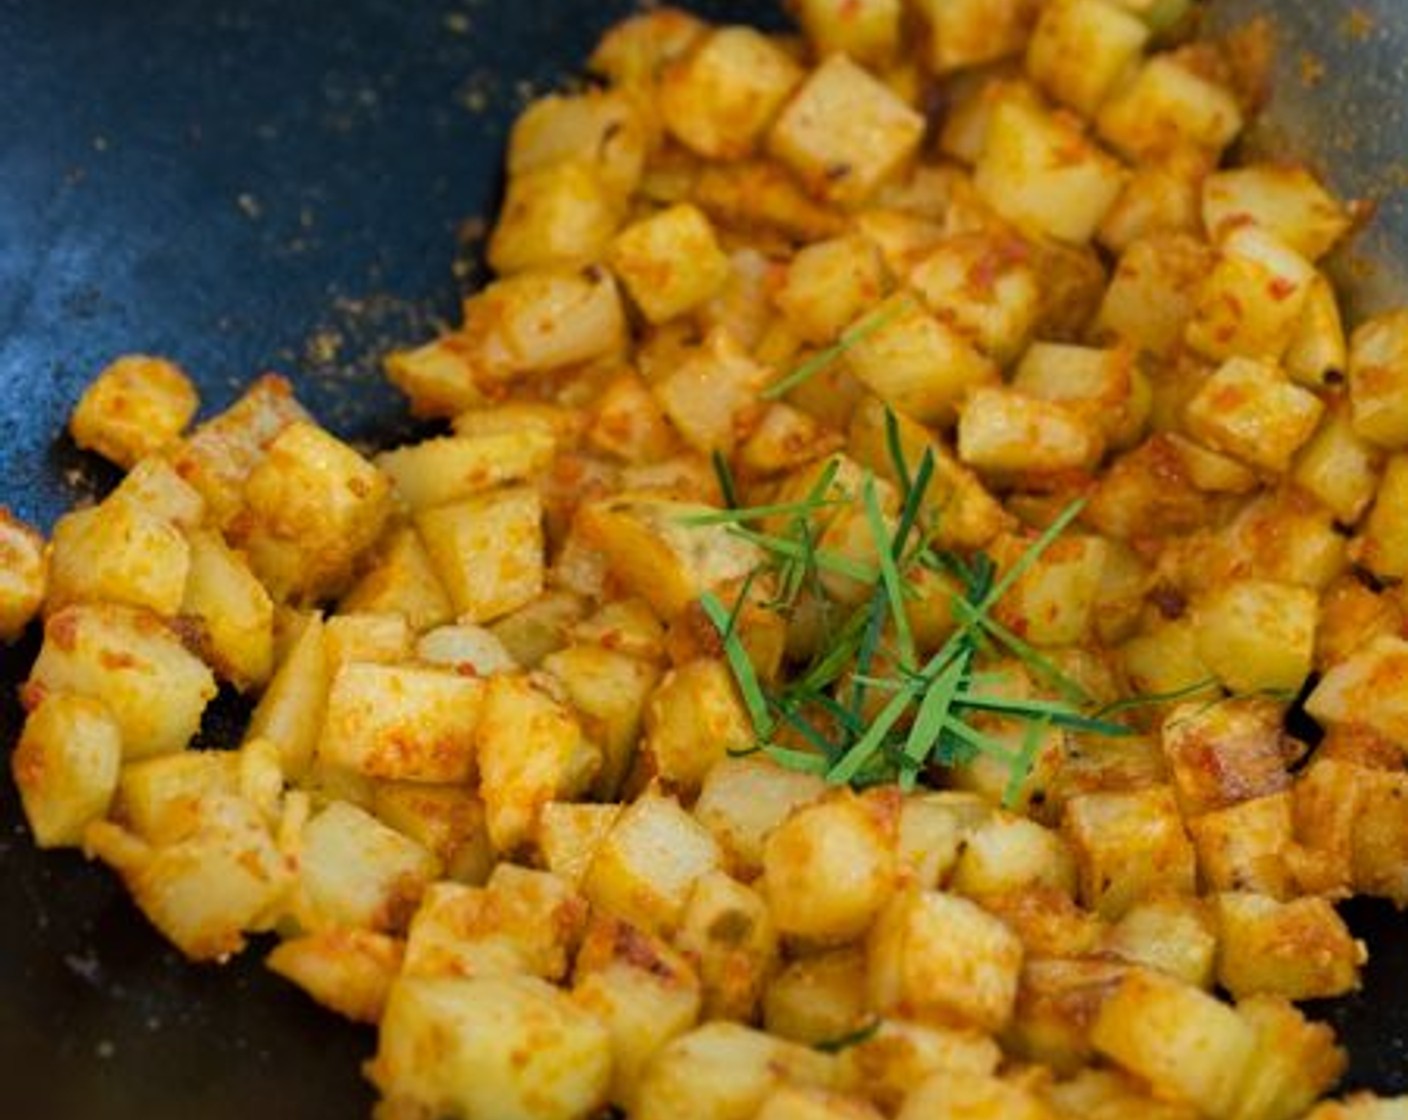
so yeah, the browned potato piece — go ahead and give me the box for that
[266,927,404,1024]
[12,692,122,848]
[0,507,47,643]
[69,354,198,468]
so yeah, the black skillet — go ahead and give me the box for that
[0,2,1402,1117]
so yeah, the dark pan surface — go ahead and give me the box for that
[0,2,1401,1118]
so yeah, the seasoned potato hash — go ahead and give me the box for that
[6,2,1408,1117]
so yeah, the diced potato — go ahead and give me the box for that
[47,498,190,617]
[776,234,887,346]
[1105,896,1216,988]
[1293,399,1383,524]
[987,530,1109,647]
[1214,892,1363,1001]
[912,0,1043,73]
[87,792,293,961]
[237,421,393,603]
[1354,454,1408,579]
[1095,234,1212,355]
[1232,996,1347,1120]
[767,54,925,206]
[589,374,678,464]
[493,590,588,668]
[693,756,826,878]
[403,867,585,982]
[973,98,1127,245]
[26,603,217,760]
[370,783,493,885]
[795,0,901,66]
[382,334,489,420]
[321,612,408,671]
[1185,229,1317,364]
[1097,148,1208,252]
[609,203,731,324]
[487,161,621,275]
[181,529,274,691]
[1183,357,1324,472]
[1307,635,1408,747]
[341,526,454,633]
[843,295,999,427]
[763,948,869,1047]
[266,927,404,1023]
[572,914,701,1109]
[317,663,484,784]
[509,88,647,199]
[0,507,48,642]
[1097,53,1244,159]
[1090,968,1257,1118]
[654,327,770,455]
[246,612,330,778]
[1348,308,1408,449]
[896,791,989,890]
[1027,0,1149,117]
[1192,579,1317,695]
[170,373,311,529]
[639,658,752,795]
[415,486,545,624]
[676,869,777,1021]
[376,429,555,513]
[660,27,803,159]
[633,1022,838,1120]
[867,888,1024,1031]
[1203,164,1351,262]
[108,448,209,527]
[113,751,241,845]
[69,354,198,468]
[898,1071,1058,1120]
[415,624,516,676]
[957,386,1103,475]
[840,1019,1002,1113]
[1044,1068,1202,1120]
[1012,342,1149,449]
[908,234,1040,367]
[291,800,437,933]
[475,673,598,855]
[763,792,897,944]
[950,814,1078,897]
[1285,275,1348,388]
[1062,786,1196,918]
[583,786,723,935]
[1160,698,1289,817]
[1352,769,1408,906]
[12,693,122,848]
[371,974,611,1120]
[536,802,621,888]
[739,403,846,478]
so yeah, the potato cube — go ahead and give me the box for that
[181,529,274,691]
[633,1022,838,1120]
[113,751,241,845]
[1012,342,1148,449]
[908,234,1040,366]
[487,161,621,275]
[1192,579,1317,695]
[1097,148,1207,252]
[583,787,723,936]
[1097,53,1244,159]
[1185,229,1317,364]
[170,373,311,529]
[12,693,122,848]
[1203,164,1351,263]
[838,1018,1001,1113]
[475,673,598,855]
[763,948,869,1047]
[237,421,392,603]
[866,888,1024,1031]
[776,234,886,346]
[246,613,330,777]
[654,327,770,455]
[1232,995,1347,1120]
[317,663,484,784]
[27,603,216,760]
[292,800,437,932]
[844,296,999,427]
[341,526,454,633]
[957,386,1103,475]
[795,0,901,66]
[577,494,762,621]
[371,974,610,1120]
[640,658,752,796]
[0,507,48,642]
[403,867,584,982]
[693,756,826,878]
[1293,399,1383,524]
[47,498,190,617]
[1284,275,1348,388]
[108,447,207,526]
[987,530,1109,647]
[589,374,677,465]
[1214,892,1363,1001]
[370,783,492,885]
[1045,1068,1203,1120]
[323,612,412,672]
[69,354,198,468]
[660,27,803,159]
[1183,357,1324,472]
[1348,308,1408,448]
[536,802,620,888]
[509,89,647,199]
[1027,0,1149,117]
[912,0,1043,73]
[1354,454,1408,581]
[676,869,776,1022]
[415,486,544,624]
[767,54,925,206]
[609,203,731,324]
[896,791,989,890]
[1106,896,1217,988]
[572,914,702,1110]
[1160,698,1289,817]
[1062,786,1195,918]
[974,99,1126,245]
[1095,234,1212,355]
[1307,635,1408,747]
[897,1072,1057,1120]
[87,792,293,961]
[950,814,1078,897]
[266,927,403,1024]
[763,792,896,944]
[382,333,488,419]
[1353,769,1408,906]
[1090,968,1257,1118]
[376,429,555,513]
